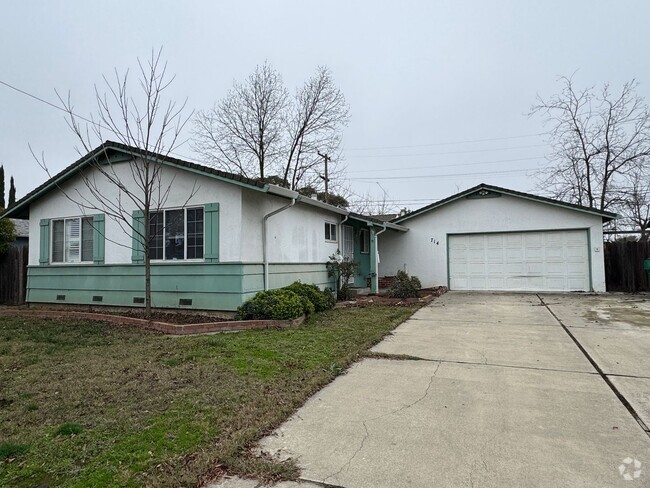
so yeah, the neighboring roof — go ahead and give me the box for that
[367,213,398,222]
[0,140,347,219]
[393,183,619,223]
[348,212,409,232]
[9,218,29,238]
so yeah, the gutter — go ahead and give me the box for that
[262,192,299,290]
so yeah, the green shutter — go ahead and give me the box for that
[204,203,220,262]
[131,210,145,264]
[93,214,105,264]
[39,219,50,265]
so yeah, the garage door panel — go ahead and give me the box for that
[449,230,590,292]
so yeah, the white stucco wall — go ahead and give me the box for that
[240,189,341,263]
[28,158,343,267]
[379,194,607,292]
[28,160,244,265]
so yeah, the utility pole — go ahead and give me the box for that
[317,151,330,204]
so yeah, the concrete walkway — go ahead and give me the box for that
[217,293,650,487]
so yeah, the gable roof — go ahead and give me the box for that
[393,183,618,223]
[0,141,348,219]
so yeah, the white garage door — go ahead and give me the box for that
[448,230,590,292]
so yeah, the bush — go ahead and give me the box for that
[387,270,422,299]
[284,281,334,313]
[236,289,308,320]
[323,287,337,309]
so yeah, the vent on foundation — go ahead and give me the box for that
[56,294,66,301]
[179,298,192,306]
[133,297,145,304]
[92,296,103,302]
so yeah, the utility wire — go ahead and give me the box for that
[346,132,547,151]
[347,156,544,174]
[347,143,548,159]
[350,167,536,181]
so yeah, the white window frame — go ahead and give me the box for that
[51,216,94,264]
[360,228,370,254]
[149,206,205,262]
[325,221,338,242]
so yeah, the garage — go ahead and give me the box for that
[378,184,617,293]
[448,230,590,291]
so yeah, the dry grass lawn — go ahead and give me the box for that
[0,305,417,487]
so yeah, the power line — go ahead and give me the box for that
[345,132,547,151]
[350,167,536,181]
[347,156,544,174]
[346,143,548,159]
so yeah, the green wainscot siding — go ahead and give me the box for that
[27,262,336,312]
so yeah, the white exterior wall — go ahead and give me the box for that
[28,161,244,265]
[379,194,607,292]
[240,189,341,263]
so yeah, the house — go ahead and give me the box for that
[1,141,407,311]
[1,143,617,312]
[380,184,616,292]
[8,218,29,249]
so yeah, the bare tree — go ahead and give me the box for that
[192,62,287,180]
[282,67,350,190]
[531,76,650,212]
[193,64,349,192]
[619,165,650,240]
[34,49,193,317]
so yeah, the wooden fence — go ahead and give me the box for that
[0,246,28,304]
[604,240,650,292]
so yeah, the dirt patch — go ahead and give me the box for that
[337,287,447,308]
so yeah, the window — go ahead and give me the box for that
[325,222,337,242]
[149,207,204,260]
[360,228,370,254]
[52,217,94,263]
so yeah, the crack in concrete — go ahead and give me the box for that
[322,361,442,485]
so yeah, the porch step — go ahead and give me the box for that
[349,287,371,297]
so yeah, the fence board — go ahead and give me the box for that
[604,240,650,292]
[0,246,28,304]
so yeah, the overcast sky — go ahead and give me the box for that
[1,1,649,211]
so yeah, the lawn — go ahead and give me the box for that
[0,305,417,487]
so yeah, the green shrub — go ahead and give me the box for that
[284,281,334,312]
[387,270,422,299]
[236,289,307,320]
[323,287,337,309]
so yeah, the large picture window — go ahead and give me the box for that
[52,217,94,263]
[149,207,204,261]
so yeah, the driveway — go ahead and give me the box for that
[252,293,650,487]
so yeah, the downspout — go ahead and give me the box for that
[372,224,388,293]
[262,199,296,290]
[338,213,349,251]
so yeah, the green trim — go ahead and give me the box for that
[92,214,105,264]
[39,219,50,265]
[204,202,220,262]
[131,210,144,264]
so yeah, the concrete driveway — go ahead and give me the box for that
[244,293,650,487]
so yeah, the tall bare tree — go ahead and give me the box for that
[282,67,350,190]
[192,62,287,180]
[619,165,650,240]
[531,77,650,212]
[34,49,193,316]
[193,64,349,192]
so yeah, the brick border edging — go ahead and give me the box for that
[0,309,306,335]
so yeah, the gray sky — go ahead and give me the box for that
[1,1,649,211]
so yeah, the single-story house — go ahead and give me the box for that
[1,141,616,311]
[1,141,406,311]
[8,218,29,249]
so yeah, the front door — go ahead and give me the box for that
[342,225,355,284]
